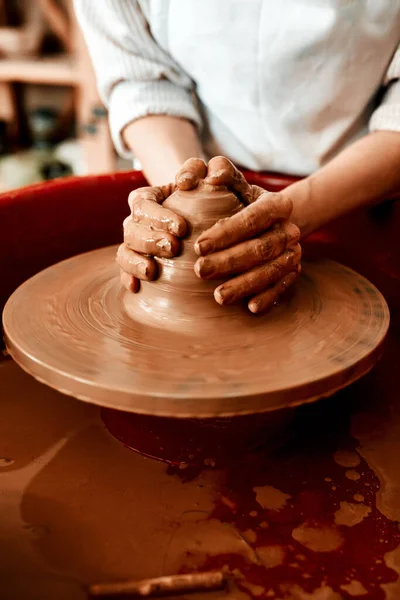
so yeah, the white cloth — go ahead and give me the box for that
[74,0,400,176]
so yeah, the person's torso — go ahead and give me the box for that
[140,0,400,175]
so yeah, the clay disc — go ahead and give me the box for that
[3,246,389,417]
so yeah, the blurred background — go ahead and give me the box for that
[0,0,126,192]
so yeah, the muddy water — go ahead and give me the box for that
[2,328,400,599]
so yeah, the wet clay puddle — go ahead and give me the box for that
[166,347,400,599]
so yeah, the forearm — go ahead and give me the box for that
[123,116,203,186]
[285,131,400,238]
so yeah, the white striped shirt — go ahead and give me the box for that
[74,0,400,176]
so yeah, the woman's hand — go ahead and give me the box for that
[194,157,302,314]
[117,158,207,292]
[118,155,301,315]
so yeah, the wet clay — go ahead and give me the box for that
[3,201,390,417]
[334,501,371,527]
[124,183,245,331]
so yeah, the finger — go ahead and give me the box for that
[195,192,293,256]
[130,197,187,237]
[128,185,174,212]
[248,269,301,314]
[205,156,261,205]
[124,220,180,258]
[214,244,301,305]
[120,270,140,293]
[195,221,300,279]
[175,158,207,191]
[116,243,157,281]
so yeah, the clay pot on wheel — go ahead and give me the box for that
[3,176,389,456]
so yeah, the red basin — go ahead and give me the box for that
[1,171,400,597]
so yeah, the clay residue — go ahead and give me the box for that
[345,469,360,481]
[351,390,400,598]
[334,502,371,527]
[333,450,361,468]
[353,409,400,523]
[241,529,257,544]
[225,592,251,600]
[241,580,265,597]
[279,584,342,599]
[221,496,237,512]
[166,519,258,572]
[257,545,286,568]
[381,546,400,600]
[340,580,367,596]
[253,485,290,511]
[292,522,344,552]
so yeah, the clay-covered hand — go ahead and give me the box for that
[194,157,302,314]
[117,158,207,292]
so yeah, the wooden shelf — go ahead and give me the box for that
[0,0,116,174]
[0,55,78,86]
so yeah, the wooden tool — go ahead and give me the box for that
[88,571,226,597]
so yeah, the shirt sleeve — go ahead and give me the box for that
[73,0,203,158]
[369,43,400,133]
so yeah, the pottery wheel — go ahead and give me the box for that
[3,243,389,417]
